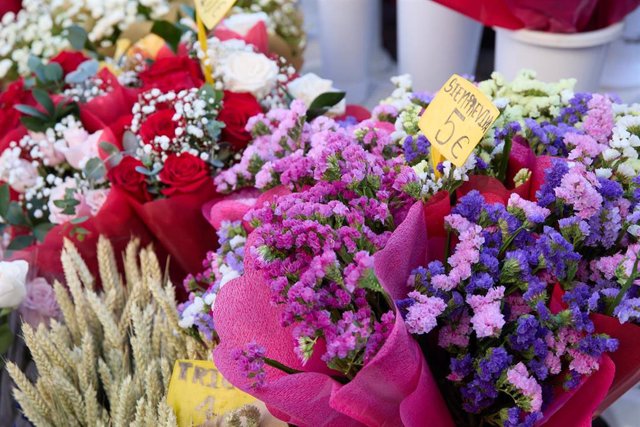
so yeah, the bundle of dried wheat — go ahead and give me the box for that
[6,236,209,427]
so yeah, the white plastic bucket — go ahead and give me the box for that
[495,23,624,92]
[317,0,374,103]
[600,7,640,98]
[397,0,483,92]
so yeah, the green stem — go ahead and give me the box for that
[499,226,525,257]
[609,257,640,316]
[498,134,513,183]
[264,357,303,375]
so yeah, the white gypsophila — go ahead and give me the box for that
[178,296,205,328]
[0,0,175,78]
[611,115,640,151]
[287,73,346,116]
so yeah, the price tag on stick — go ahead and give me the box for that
[419,74,499,168]
[194,0,237,29]
[167,359,256,426]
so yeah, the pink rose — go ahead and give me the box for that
[62,128,102,169]
[84,188,109,215]
[47,178,91,224]
[0,149,39,193]
[19,277,60,327]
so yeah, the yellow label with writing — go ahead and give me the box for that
[419,74,499,168]
[194,0,236,29]
[167,359,256,426]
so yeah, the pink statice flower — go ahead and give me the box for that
[505,362,543,412]
[554,165,603,219]
[467,286,506,338]
[405,291,447,335]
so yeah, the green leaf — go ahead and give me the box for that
[0,323,14,355]
[20,116,48,132]
[70,216,89,224]
[43,63,63,82]
[14,104,48,119]
[135,166,156,176]
[6,202,28,226]
[33,222,55,242]
[32,88,55,115]
[151,20,184,53]
[65,59,99,85]
[83,157,106,181]
[27,55,43,73]
[122,131,139,153]
[0,184,10,218]
[66,25,89,50]
[99,141,120,155]
[7,235,35,251]
[308,91,346,112]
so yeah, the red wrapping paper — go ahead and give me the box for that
[131,181,220,276]
[433,0,640,32]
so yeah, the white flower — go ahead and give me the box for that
[222,12,269,36]
[219,264,241,287]
[219,50,278,99]
[0,260,29,308]
[0,58,12,78]
[287,73,346,116]
[0,149,39,193]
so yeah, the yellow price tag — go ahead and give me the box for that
[194,0,236,30]
[419,74,499,168]
[167,359,256,426]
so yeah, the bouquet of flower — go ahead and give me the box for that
[202,71,640,426]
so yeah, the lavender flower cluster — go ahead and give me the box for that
[401,191,619,425]
[178,220,247,342]
[245,118,418,377]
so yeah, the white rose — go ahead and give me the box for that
[219,51,278,99]
[223,12,269,36]
[0,260,28,308]
[287,73,346,116]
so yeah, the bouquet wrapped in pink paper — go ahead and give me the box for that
[202,72,640,426]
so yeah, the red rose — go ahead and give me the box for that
[138,108,178,146]
[0,78,34,139]
[159,153,210,196]
[139,56,204,92]
[107,156,151,202]
[50,51,90,75]
[0,0,21,18]
[218,91,262,151]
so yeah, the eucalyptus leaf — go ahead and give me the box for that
[66,25,89,50]
[83,157,106,181]
[27,55,42,73]
[135,166,154,176]
[99,141,120,156]
[65,59,99,84]
[123,131,139,153]
[43,63,63,83]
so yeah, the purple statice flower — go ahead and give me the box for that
[505,363,543,412]
[364,311,395,364]
[554,165,603,220]
[405,291,447,334]
[557,93,592,125]
[402,134,430,164]
[411,91,434,106]
[536,159,569,207]
[233,342,267,389]
[448,353,473,382]
[467,287,506,338]
[508,193,550,224]
[452,190,486,223]
[536,226,581,281]
[583,93,614,143]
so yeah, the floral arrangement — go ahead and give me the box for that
[200,71,640,426]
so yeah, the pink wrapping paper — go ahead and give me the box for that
[213,229,454,426]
